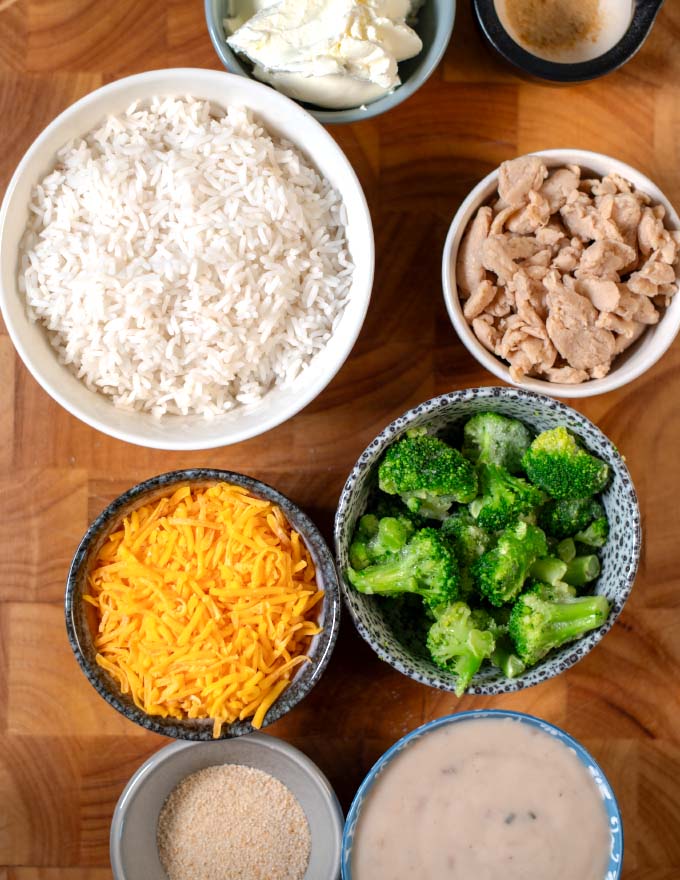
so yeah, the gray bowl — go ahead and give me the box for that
[66,469,340,739]
[111,734,343,880]
[334,387,641,695]
[205,0,456,124]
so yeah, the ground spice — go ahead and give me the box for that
[503,0,602,53]
[157,764,311,880]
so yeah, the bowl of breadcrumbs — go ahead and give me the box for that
[110,732,343,880]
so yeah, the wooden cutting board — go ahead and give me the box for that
[1,2,679,877]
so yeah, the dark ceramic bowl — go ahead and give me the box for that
[334,387,641,696]
[474,0,664,83]
[66,469,340,739]
[204,0,456,124]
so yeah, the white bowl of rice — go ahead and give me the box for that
[0,69,374,449]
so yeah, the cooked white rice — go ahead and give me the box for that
[19,97,354,418]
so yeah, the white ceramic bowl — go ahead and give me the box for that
[0,69,374,450]
[441,149,680,398]
[110,734,344,880]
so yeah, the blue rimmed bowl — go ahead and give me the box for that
[205,0,456,124]
[334,386,641,695]
[342,709,623,879]
[66,468,340,739]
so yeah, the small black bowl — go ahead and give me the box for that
[65,469,340,740]
[473,0,664,83]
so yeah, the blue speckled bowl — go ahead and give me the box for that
[205,0,456,124]
[342,710,623,879]
[334,387,641,695]
[66,469,340,740]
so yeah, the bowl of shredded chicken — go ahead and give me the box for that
[442,149,680,397]
[65,469,340,739]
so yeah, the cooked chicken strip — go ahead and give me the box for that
[498,156,548,207]
[576,239,637,279]
[613,321,646,354]
[576,277,621,312]
[552,240,584,273]
[457,206,492,296]
[463,279,498,320]
[485,287,514,318]
[472,314,502,354]
[535,220,568,249]
[544,365,589,384]
[512,272,549,325]
[637,205,676,261]
[560,191,622,242]
[615,285,660,323]
[506,190,551,234]
[481,233,543,284]
[606,193,643,252]
[540,165,580,213]
[544,270,616,372]
[628,258,677,297]
[489,205,517,235]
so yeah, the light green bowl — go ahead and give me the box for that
[205,0,456,124]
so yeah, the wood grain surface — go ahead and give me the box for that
[1,2,680,877]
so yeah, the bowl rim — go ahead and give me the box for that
[441,148,680,399]
[0,67,374,450]
[333,385,641,695]
[110,732,345,880]
[204,0,457,124]
[341,708,623,879]
[65,468,341,739]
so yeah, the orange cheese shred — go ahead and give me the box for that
[85,482,323,737]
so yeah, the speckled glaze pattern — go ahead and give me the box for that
[65,469,341,740]
[334,387,641,696]
[341,710,623,880]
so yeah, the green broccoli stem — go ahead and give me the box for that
[563,555,601,586]
[491,639,526,679]
[556,538,576,563]
[529,557,568,585]
[545,595,609,625]
[347,562,417,594]
[453,654,485,697]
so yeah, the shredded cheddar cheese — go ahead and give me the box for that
[85,483,323,737]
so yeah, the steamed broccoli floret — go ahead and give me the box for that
[574,516,610,548]
[471,521,548,607]
[347,527,459,612]
[538,497,605,539]
[509,589,610,666]
[426,601,496,696]
[522,427,610,500]
[441,509,494,567]
[469,464,545,532]
[528,580,577,601]
[349,514,415,570]
[371,492,426,527]
[378,429,478,519]
[462,412,533,474]
[349,514,379,569]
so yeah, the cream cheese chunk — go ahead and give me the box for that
[226,0,424,109]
